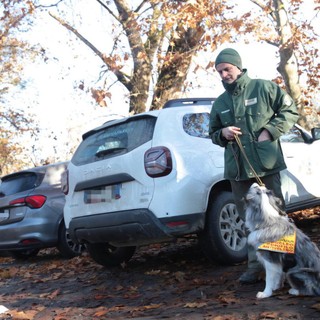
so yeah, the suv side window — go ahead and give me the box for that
[183,112,210,138]
[0,173,38,197]
[72,116,157,166]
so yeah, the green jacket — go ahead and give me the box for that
[209,70,299,181]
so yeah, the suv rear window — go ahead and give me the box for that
[183,112,210,138]
[72,116,157,166]
[0,172,39,197]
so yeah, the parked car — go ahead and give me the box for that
[0,162,83,260]
[63,98,320,267]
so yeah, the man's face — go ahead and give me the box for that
[216,63,242,84]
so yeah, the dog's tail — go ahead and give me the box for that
[288,268,320,296]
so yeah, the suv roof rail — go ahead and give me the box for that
[163,97,215,109]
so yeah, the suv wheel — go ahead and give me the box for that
[199,191,247,265]
[86,243,136,267]
[10,249,40,260]
[57,222,84,258]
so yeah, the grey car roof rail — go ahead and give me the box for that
[163,98,215,108]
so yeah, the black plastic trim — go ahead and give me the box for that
[163,97,215,108]
[74,173,134,191]
[68,209,205,246]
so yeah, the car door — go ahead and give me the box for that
[280,130,320,211]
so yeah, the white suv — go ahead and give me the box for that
[63,98,320,267]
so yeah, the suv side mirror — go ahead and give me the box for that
[311,128,320,141]
[293,123,313,144]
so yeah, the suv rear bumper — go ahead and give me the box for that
[69,209,205,247]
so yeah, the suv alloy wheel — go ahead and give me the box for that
[199,191,247,264]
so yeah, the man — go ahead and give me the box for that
[209,48,299,283]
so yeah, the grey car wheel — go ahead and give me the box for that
[57,222,85,258]
[199,191,247,265]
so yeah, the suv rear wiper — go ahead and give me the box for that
[95,148,127,158]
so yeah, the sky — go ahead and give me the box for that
[8,0,319,166]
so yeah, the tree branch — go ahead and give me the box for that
[250,0,277,21]
[95,0,119,22]
[48,11,131,90]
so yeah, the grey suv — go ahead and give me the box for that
[0,162,82,260]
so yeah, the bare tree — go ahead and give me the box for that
[249,0,320,128]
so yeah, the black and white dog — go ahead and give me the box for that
[245,183,320,299]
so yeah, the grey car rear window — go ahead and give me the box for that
[72,116,157,166]
[0,173,38,197]
[183,112,210,138]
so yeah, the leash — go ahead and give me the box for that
[234,134,265,187]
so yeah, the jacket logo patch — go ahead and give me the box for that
[245,98,257,106]
[283,94,293,106]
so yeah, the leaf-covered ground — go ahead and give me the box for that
[0,208,320,320]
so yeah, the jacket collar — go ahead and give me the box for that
[222,69,250,94]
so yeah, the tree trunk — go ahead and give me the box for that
[272,0,307,127]
[150,25,205,110]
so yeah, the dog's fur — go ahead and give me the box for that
[245,183,320,299]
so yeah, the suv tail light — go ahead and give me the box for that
[9,195,47,208]
[144,147,172,177]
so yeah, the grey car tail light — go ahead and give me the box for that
[144,146,172,177]
[9,195,47,209]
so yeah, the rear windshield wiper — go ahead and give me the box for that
[95,148,127,158]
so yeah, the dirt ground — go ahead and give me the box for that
[1,215,320,319]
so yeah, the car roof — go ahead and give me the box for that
[82,97,216,140]
[1,161,69,181]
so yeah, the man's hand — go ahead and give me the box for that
[258,129,272,142]
[222,126,242,141]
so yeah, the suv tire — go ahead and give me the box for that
[199,191,247,265]
[86,243,136,267]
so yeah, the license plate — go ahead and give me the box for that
[84,184,122,204]
[0,210,9,222]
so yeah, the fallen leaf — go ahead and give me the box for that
[48,288,61,299]
[145,269,161,275]
[184,302,207,308]
[93,308,109,317]
[94,294,111,300]
[142,303,162,310]
[259,311,281,319]
[312,303,320,310]
[174,271,185,282]
[7,309,38,319]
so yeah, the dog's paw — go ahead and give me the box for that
[289,288,299,296]
[256,291,272,299]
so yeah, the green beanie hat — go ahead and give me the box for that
[215,48,242,70]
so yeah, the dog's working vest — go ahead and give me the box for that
[258,231,296,254]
